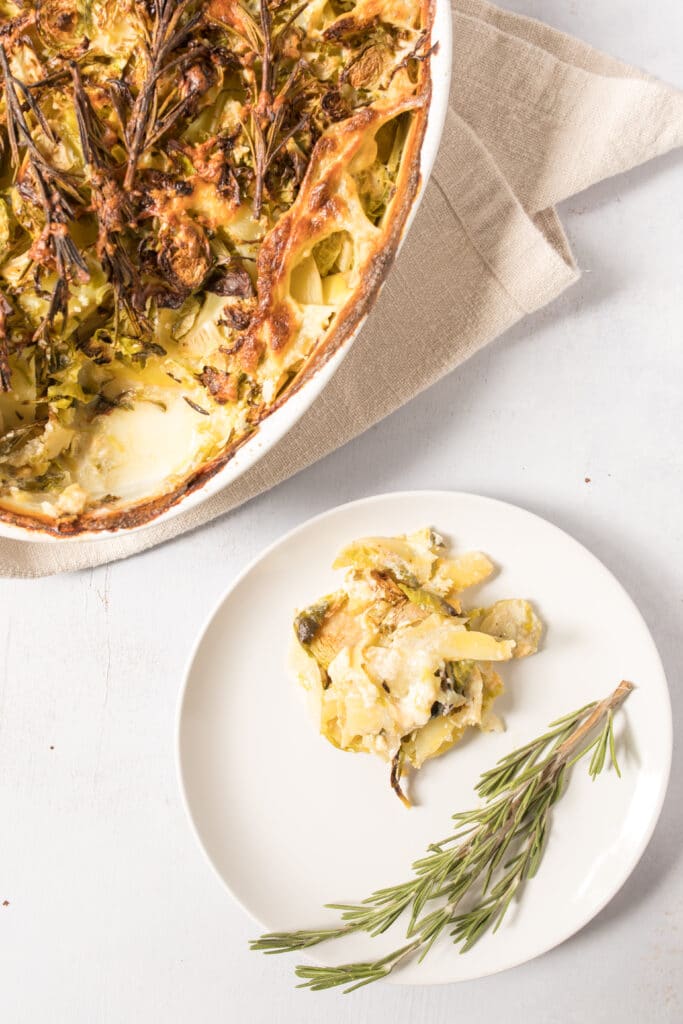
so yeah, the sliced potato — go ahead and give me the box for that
[468,599,542,658]
[290,528,542,805]
[432,551,494,595]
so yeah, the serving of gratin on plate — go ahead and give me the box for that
[291,527,543,806]
[0,0,437,535]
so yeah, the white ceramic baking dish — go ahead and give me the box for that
[0,0,452,543]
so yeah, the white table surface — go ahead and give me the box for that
[1,3,682,1022]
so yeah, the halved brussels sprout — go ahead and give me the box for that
[312,231,352,277]
[346,44,390,90]
[158,221,211,293]
[293,591,355,671]
[36,0,89,52]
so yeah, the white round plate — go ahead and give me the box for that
[177,491,671,985]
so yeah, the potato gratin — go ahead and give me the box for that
[291,529,543,805]
[0,0,433,533]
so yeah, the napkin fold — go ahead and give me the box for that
[2,0,682,577]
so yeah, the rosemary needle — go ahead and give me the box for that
[251,680,634,992]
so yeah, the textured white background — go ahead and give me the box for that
[1,2,682,1021]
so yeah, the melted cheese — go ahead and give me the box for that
[325,617,513,757]
[71,396,231,504]
[364,617,514,700]
[291,530,542,791]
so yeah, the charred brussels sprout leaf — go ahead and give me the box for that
[199,365,234,404]
[36,0,89,52]
[397,583,458,618]
[170,296,202,341]
[294,600,332,646]
[312,232,353,278]
[353,161,394,224]
[206,267,254,298]
[437,660,475,698]
[158,221,211,293]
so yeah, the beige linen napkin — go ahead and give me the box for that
[2,0,682,577]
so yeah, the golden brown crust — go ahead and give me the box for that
[0,0,435,537]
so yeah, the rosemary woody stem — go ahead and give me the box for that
[554,679,633,762]
[123,0,195,190]
[252,0,274,219]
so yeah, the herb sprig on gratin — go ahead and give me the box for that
[0,0,432,530]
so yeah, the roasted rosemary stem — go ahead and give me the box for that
[0,41,89,384]
[251,681,634,992]
[252,0,274,220]
[0,293,11,393]
[123,0,197,190]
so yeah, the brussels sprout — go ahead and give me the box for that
[0,415,72,471]
[333,537,427,585]
[196,365,229,404]
[170,296,201,341]
[36,0,89,52]
[352,115,410,223]
[294,592,350,671]
[353,160,394,224]
[436,660,475,698]
[18,464,67,492]
[312,233,343,277]
[294,599,331,646]
[312,231,353,277]
[320,90,351,122]
[79,328,115,365]
[346,45,389,90]
[40,93,85,173]
[205,266,254,298]
[397,583,458,618]
[0,422,44,460]
[158,220,211,292]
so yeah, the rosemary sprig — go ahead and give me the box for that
[231,1,315,218]
[0,290,12,392]
[251,0,274,220]
[0,41,89,382]
[71,63,143,332]
[252,681,633,991]
[123,0,202,190]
